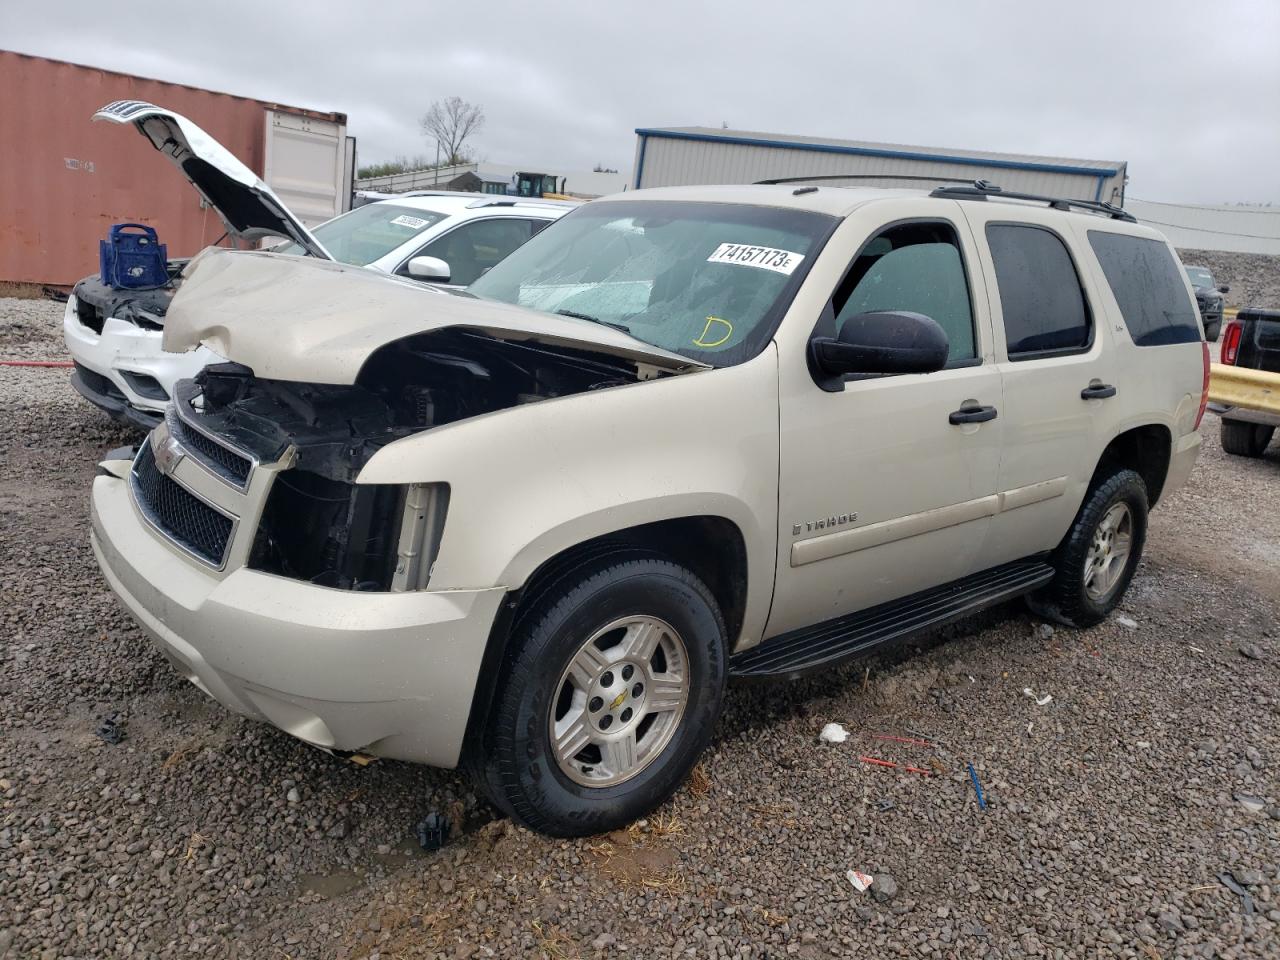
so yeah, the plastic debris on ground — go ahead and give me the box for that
[858,756,932,776]
[1115,615,1138,629]
[96,713,125,745]
[1022,687,1053,706]
[967,763,987,810]
[1218,872,1256,915]
[818,722,849,744]
[1235,793,1266,814]
[874,798,895,812]
[414,812,451,851]
[846,868,874,893]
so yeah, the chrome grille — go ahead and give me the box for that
[167,407,253,487]
[130,438,235,568]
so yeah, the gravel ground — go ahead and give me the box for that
[2,295,1279,959]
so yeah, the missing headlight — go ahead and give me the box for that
[250,472,401,590]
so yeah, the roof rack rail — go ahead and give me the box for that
[930,180,1136,222]
[754,173,980,186]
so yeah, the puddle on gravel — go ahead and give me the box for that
[372,836,430,868]
[300,868,367,898]
[299,838,430,899]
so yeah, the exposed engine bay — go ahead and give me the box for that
[192,327,647,479]
[179,328,659,590]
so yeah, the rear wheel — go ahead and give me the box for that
[1029,469,1148,628]
[471,554,726,837]
[1221,419,1274,458]
[1205,320,1221,342]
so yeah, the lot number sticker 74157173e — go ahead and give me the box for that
[706,243,805,275]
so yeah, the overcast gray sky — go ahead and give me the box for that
[3,0,1276,203]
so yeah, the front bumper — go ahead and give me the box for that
[61,295,219,424]
[70,364,161,430]
[91,465,506,767]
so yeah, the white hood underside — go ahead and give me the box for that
[163,248,709,382]
[93,100,331,260]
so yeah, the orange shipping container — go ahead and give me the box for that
[0,50,347,286]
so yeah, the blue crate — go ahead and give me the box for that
[99,223,168,289]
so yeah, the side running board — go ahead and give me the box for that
[730,559,1055,681]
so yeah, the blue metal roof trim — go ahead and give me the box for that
[634,133,648,190]
[633,128,1122,185]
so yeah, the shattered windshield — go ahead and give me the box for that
[467,200,836,366]
[275,203,448,266]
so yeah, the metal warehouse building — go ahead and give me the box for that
[633,127,1127,204]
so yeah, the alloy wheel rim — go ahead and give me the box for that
[549,615,690,787]
[1083,502,1133,601]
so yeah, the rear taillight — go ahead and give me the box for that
[1221,319,1243,365]
[1194,341,1210,431]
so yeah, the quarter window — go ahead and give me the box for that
[985,224,1091,358]
[832,221,976,363]
[1087,231,1200,346]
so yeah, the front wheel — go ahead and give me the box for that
[1029,469,1149,628]
[471,554,727,837]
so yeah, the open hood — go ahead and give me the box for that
[93,100,332,260]
[163,248,709,381]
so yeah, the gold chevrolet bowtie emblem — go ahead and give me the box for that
[610,691,627,710]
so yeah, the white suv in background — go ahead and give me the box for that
[270,192,575,287]
[62,101,574,429]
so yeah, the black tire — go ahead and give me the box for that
[470,553,727,837]
[1220,419,1274,458]
[1205,321,1221,342]
[1029,469,1149,628]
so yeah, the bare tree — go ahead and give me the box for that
[420,97,485,166]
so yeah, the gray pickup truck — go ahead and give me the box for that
[1213,307,1280,456]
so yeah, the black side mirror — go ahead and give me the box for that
[810,311,949,391]
[1218,285,1230,294]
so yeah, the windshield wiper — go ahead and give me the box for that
[556,309,631,334]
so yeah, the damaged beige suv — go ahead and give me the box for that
[92,180,1208,836]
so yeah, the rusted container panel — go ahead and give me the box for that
[0,51,344,286]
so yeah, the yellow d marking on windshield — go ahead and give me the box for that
[693,316,733,348]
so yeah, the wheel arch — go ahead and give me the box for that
[1092,423,1173,506]
[463,514,751,753]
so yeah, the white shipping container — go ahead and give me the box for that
[264,109,353,225]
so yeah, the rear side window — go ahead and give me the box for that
[986,224,1091,359]
[1087,231,1200,346]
